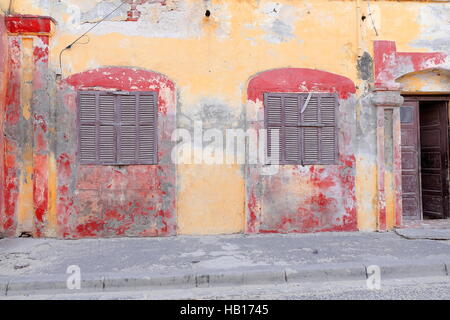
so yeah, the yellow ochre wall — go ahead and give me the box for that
[1,0,449,235]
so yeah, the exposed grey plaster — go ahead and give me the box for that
[357,52,374,81]
[81,1,128,23]
[45,0,203,38]
[412,4,450,52]
[356,94,377,158]
[259,2,303,44]
[384,109,393,171]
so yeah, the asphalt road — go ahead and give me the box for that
[3,276,450,300]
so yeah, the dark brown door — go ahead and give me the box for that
[420,101,449,219]
[400,100,422,220]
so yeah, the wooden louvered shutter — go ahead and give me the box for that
[118,94,137,163]
[283,95,301,164]
[79,91,158,165]
[118,92,157,164]
[265,94,282,163]
[265,92,338,165]
[301,95,320,164]
[301,93,337,165]
[79,92,98,163]
[138,93,158,164]
[98,93,116,163]
[319,95,338,164]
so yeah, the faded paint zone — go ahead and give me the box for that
[246,68,358,234]
[56,67,177,238]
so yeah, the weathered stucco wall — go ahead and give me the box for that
[0,0,449,238]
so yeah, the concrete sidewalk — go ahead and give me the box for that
[1,231,450,296]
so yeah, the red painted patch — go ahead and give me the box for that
[75,221,104,238]
[248,68,356,102]
[5,15,53,34]
[5,38,21,125]
[309,166,336,189]
[374,40,448,89]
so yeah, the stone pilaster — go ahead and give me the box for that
[371,90,404,230]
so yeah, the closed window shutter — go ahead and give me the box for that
[265,94,282,163]
[79,92,98,163]
[78,91,158,165]
[284,95,301,163]
[118,93,158,164]
[302,94,338,164]
[265,92,338,165]
[319,95,337,164]
[119,95,137,163]
[138,93,158,164]
[80,125,96,162]
[301,96,319,164]
[99,125,116,162]
[99,94,116,163]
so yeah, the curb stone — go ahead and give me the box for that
[1,261,450,296]
[286,263,367,283]
[375,262,447,279]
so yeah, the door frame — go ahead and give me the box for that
[401,94,450,219]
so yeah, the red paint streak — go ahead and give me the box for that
[2,150,18,234]
[378,203,387,231]
[33,104,49,235]
[5,38,21,125]
[248,68,356,102]
[338,155,357,231]
[33,36,49,64]
[374,40,448,89]
[33,154,48,237]
[2,36,21,235]
[246,192,258,233]
[5,15,53,34]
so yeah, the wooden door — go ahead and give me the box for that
[419,102,449,219]
[400,100,422,220]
